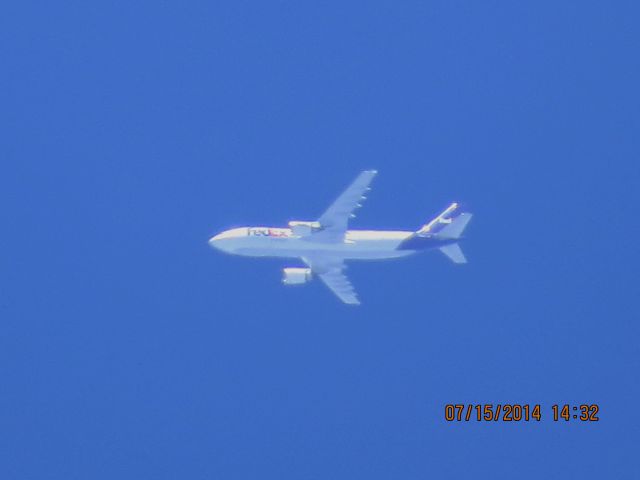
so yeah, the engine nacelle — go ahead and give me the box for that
[288,220,322,237]
[282,267,312,285]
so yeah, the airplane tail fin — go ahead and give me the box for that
[417,202,472,239]
[436,213,472,264]
[415,202,472,263]
[417,202,460,235]
[439,243,467,264]
[436,212,473,240]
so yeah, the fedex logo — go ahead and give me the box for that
[248,227,292,237]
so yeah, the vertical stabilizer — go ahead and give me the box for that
[436,213,472,239]
[417,202,460,235]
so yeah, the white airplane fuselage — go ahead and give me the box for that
[209,227,419,261]
[207,170,471,304]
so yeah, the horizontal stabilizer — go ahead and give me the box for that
[437,213,472,240]
[439,243,467,264]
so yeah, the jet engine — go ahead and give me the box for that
[288,221,322,237]
[282,267,312,285]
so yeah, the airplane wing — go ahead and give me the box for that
[303,256,360,305]
[315,170,377,242]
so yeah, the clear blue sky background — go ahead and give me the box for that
[2,1,639,478]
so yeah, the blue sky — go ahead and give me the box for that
[2,1,639,478]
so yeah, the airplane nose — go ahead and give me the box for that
[209,232,231,252]
[208,235,221,249]
[209,228,244,253]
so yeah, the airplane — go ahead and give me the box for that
[208,170,472,305]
